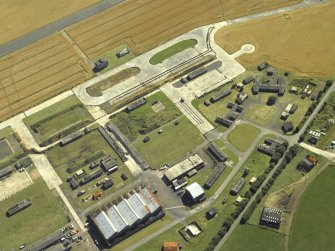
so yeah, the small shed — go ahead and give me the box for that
[282,121,294,133]
[206,207,217,219]
[143,136,150,143]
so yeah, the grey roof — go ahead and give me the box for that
[94,211,117,240]
[164,154,204,181]
[207,143,228,162]
[186,182,205,199]
[106,206,128,232]
[261,207,282,224]
[0,165,13,178]
[127,193,150,220]
[116,200,138,226]
[138,187,161,213]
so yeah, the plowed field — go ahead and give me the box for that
[66,0,301,59]
[0,33,92,122]
[215,2,335,77]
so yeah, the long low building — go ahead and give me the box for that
[7,199,32,217]
[164,154,204,183]
[0,165,13,179]
[207,143,228,162]
[89,187,162,247]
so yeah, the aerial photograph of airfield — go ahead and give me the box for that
[0,0,335,250]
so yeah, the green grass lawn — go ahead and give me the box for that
[149,39,198,65]
[303,92,335,149]
[0,178,67,250]
[221,224,285,251]
[23,95,94,145]
[192,83,253,128]
[0,127,25,169]
[248,146,328,234]
[47,129,134,209]
[46,130,121,177]
[92,43,135,73]
[136,137,273,251]
[245,104,277,126]
[227,124,261,152]
[112,91,182,142]
[132,116,204,169]
[288,166,335,251]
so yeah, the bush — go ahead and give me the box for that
[223,216,234,228]
[231,206,243,219]
[244,190,253,199]
[271,152,282,164]
[267,95,277,105]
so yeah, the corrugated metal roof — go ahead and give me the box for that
[127,193,150,220]
[138,188,160,213]
[94,211,117,240]
[116,200,138,226]
[106,206,128,233]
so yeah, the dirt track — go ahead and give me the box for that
[67,0,301,59]
[0,34,92,122]
[215,1,335,78]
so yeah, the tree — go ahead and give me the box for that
[267,95,277,105]
[289,145,299,156]
[223,216,234,228]
[277,145,287,155]
[271,152,282,164]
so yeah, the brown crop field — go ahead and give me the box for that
[215,2,335,78]
[66,0,301,59]
[0,33,92,122]
[0,0,99,45]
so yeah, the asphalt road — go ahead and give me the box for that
[214,83,335,251]
[0,0,124,57]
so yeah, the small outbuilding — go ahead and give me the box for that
[206,207,217,219]
[281,121,294,133]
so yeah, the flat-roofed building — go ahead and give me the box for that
[127,193,150,220]
[185,182,205,202]
[116,200,139,227]
[164,154,204,183]
[106,205,128,233]
[94,211,117,240]
[260,207,282,228]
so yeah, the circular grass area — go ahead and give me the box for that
[245,104,278,126]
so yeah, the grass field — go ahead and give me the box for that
[248,146,328,234]
[136,136,273,251]
[221,224,285,251]
[304,92,335,150]
[46,129,133,208]
[47,130,124,181]
[0,33,92,122]
[227,124,261,152]
[112,92,182,142]
[192,81,253,131]
[92,44,136,74]
[87,67,140,97]
[215,1,335,78]
[289,166,335,251]
[0,126,25,169]
[23,95,94,145]
[0,177,67,250]
[132,116,204,169]
[245,104,278,126]
[149,39,198,65]
[0,0,99,45]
